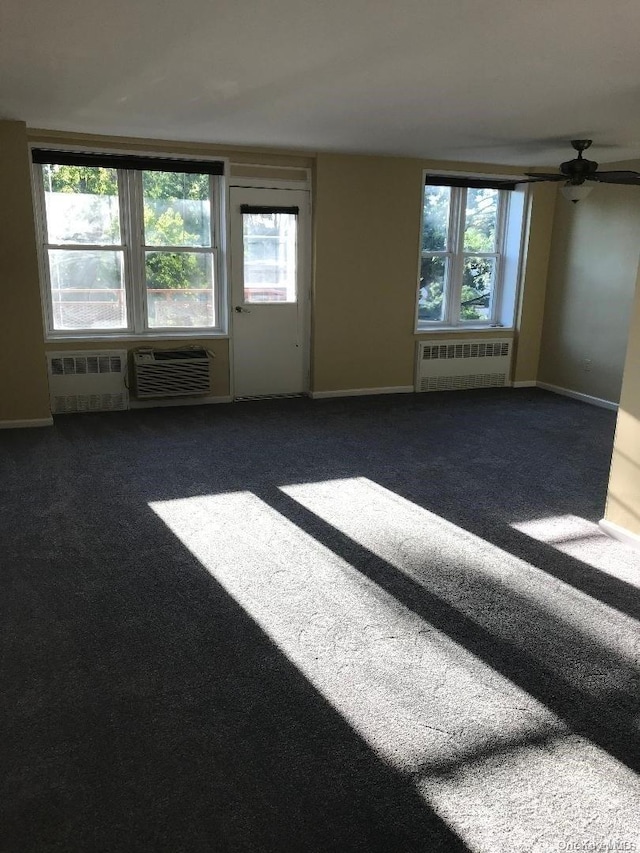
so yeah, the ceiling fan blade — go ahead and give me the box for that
[591,171,640,185]
[521,173,566,183]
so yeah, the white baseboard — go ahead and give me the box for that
[0,417,54,430]
[599,518,640,553]
[512,380,537,388]
[536,382,618,411]
[310,386,414,400]
[129,395,232,409]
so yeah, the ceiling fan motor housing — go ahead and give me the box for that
[561,140,598,184]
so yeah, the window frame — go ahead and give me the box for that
[32,149,228,341]
[415,177,512,331]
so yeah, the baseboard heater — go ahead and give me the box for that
[47,351,129,413]
[416,339,513,392]
[133,348,211,399]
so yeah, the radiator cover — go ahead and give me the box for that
[133,348,211,399]
[47,350,129,413]
[415,339,513,392]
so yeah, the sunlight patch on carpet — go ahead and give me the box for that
[150,489,552,766]
[511,513,640,589]
[150,484,640,853]
[281,478,639,680]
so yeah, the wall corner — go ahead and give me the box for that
[513,183,558,384]
[0,120,50,421]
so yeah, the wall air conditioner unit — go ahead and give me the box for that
[133,348,211,399]
[47,351,129,413]
[416,339,513,392]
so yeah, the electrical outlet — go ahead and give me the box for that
[582,358,593,372]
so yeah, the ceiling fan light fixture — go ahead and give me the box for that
[560,182,594,204]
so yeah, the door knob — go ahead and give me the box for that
[235,306,251,313]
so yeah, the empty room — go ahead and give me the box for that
[1,1,640,851]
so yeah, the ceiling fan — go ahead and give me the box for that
[521,140,640,201]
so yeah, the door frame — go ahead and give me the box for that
[227,178,312,399]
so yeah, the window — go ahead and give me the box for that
[417,176,523,330]
[32,150,225,337]
[241,206,298,304]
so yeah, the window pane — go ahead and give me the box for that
[43,165,120,245]
[143,172,211,247]
[422,186,450,252]
[145,252,215,328]
[464,188,498,252]
[460,257,496,321]
[48,249,126,330]
[243,212,297,303]
[418,256,447,322]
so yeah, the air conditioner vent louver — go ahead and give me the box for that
[47,351,129,413]
[416,339,513,393]
[133,348,211,399]
[50,354,124,375]
[53,393,128,413]
[422,341,510,360]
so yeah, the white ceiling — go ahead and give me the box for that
[4,0,640,166]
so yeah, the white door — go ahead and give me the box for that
[230,187,310,398]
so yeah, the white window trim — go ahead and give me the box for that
[414,170,530,334]
[31,145,230,342]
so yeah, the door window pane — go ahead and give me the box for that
[422,186,450,252]
[243,212,297,303]
[460,257,496,321]
[48,249,126,329]
[418,256,447,322]
[145,251,215,328]
[43,165,120,245]
[142,172,211,247]
[463,188,498,252]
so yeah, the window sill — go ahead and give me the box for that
[45,330,229,343]
[415,326,514,335]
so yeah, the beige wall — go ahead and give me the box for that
[513,183,557,383]
[312,153,423,391]
[538,183,640,402]
[604,265,640,535]
[1,127,559,419]
[0,121,51,422]
[0,127,315,419]
[23,129,315,406]
[312,153,556,392]
[29,128,315,170]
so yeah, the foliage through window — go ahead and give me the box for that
[34,154,224,336]
[418,182,508,328]
[242,210,297,304]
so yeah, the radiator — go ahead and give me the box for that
[415,339,513,392]
[47,351,129,413]
[133,348,211,399]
